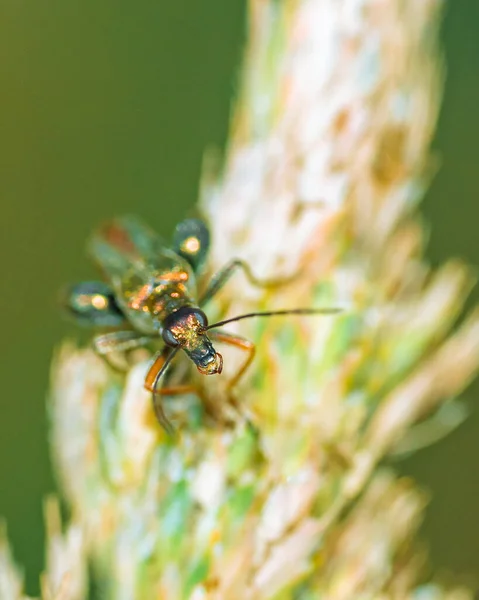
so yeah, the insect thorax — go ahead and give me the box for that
[116,259,197,334]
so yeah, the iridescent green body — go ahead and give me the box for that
[88,216,199,335]
[63,215,225,432]
[76,215,222,379]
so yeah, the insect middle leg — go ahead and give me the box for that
[199,259,298,306]
[93,330,152,371]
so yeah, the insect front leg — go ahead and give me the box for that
[199,259,298,306]
[208,329,256,391]
[93,330,152,372]
[205,329,257,427]
[144,347,198,435]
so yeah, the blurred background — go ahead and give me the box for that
[0,0,477,594]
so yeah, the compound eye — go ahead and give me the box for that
[162,327,180,347]
[192,308,208,329]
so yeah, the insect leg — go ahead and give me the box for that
[145,347,197,435]
[144,347,174,432]
[93,330,152,372]
[62,281,126,327]
[208,329,256,391]
[93,330,152,355]
[199,259,298,306]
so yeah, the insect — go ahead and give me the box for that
[64,215,340,433]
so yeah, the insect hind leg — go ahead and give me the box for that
[62,281,126,327]
[172,218,210,272]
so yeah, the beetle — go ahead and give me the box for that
[64,216,340,433]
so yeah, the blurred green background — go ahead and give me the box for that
[0,0,477,595]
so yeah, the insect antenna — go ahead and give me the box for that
[204,307,342,331]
